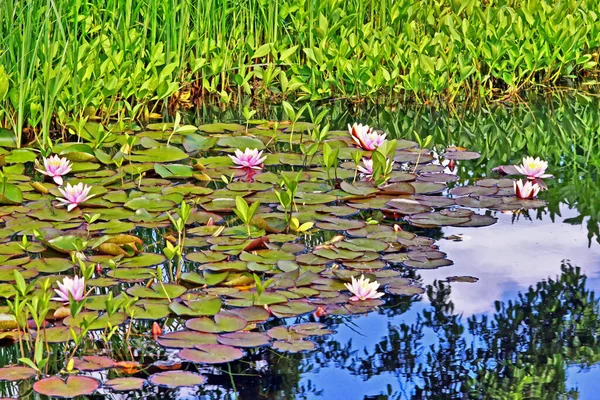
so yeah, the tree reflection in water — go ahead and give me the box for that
[236,263,599,399]
[341,262,598,399]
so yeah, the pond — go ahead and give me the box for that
[0,96,599,399]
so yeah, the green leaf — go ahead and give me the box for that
[253,43,272,59]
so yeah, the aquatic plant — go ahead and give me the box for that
[515,156,552,179]
[344,275,384,301]
[53,276,86,303]
[514,180,541,199]
[56,183,93,211]
[35,155,72,185]
[229,148,267,170]
[349,123,386,151]
[357,158,373,180]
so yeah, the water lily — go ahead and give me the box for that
[52,276,85,303]
[357,158,373,179]
[515,156,552,179]
[514,179,541,199]
[348,123,386,150]
[229,148,267,170]
[36,155,72,185]
[344,274,384,301]
[56,182,93,211]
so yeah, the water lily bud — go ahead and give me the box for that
[152,322,163,339]
[66,358,74,372]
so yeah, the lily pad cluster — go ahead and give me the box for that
[0,121,545,397]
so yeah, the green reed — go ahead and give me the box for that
[0,0,600,147]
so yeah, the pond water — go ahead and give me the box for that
[0,96,599,399]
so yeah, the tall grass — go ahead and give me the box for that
[0,0,599,147]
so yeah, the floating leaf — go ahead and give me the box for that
[33,376,99,398]
[72,356,116,371]
[217,332,270,348]
[178,344,244,364]
[104,377,146,392]
[149,371,205,388]
[273,340,316,353]
[186,312,247,333]
[126,283,186,299]
[157,331,218,348]
[0,366,36,381]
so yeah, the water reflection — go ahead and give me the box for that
[297,263,599,399]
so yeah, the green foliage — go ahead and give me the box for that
[1,0,599,146]
[233,196,260,237]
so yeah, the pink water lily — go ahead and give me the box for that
[53,276,86,303]
[348,123,386,151]
[514,179,540,199]
[344,274,384,301]
[515,156,552,179]
[56,182,93,211]
[357,158,374,179]
[229,148,267,170]
[36,155,72,185]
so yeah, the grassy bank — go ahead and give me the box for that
[1,0,600,147]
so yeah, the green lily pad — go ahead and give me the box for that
[0,182,23,205]
[129,146,189,162]
[106,268,154,281]
[24,258,72,273]
[217,136,264,150]
[124,197,176,212]
[169,296,222,317]
[186,312,247,333]
[149,371,205,388]
[120,253,166,268]
[126,283,186,299]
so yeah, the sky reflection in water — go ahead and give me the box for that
[300,202,600,399]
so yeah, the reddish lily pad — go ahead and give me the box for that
[0,366,36,381]
[273,340,316,353]
[217,332,271,348]
[157,331,219,348]
[73,356,116,371]
[178,344,244,364]
[33,376,99,398]
[104,377,146,392]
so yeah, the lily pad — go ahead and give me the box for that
[149,371,205,388]
[186,312,247,333]
[104,377,146,392]
[273,340,316,353]
[217,332,271,348]
[157,331,219,348]
[33,376,99,398]
[0,366,36,381]
[178,344,244,364]
[126,283,186,299]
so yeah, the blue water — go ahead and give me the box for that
[300,203,600,399]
